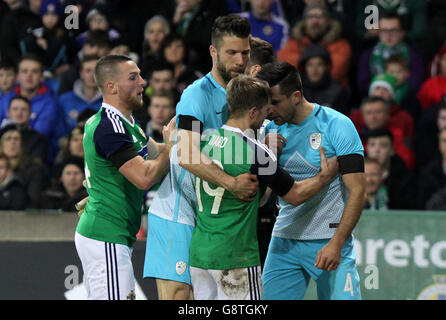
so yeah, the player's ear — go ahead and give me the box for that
[290,90,302,105]
[106,81,117,94]
[249,64,262,77]
[249,106,258,119]
[210,45,217,60]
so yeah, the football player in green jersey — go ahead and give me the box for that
[189,74,339,299]
[74,55,175,300]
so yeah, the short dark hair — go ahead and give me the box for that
[256,61,303,97]
[248,37,275,67]
[211,14,251,49]
[94,54,133,92]
[85,30,111,48]
[379,11,403,29]
[8,95,31,110]
[360,96,390,110]
[0,60,17,73]
[18,53,44,72]
[150,59,175,76]
[367,128,394,143]
[150,89,177,108]
[385,54,409,71]
[226,74,271,118]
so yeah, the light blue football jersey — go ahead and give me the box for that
[265,104,364,240]
[149,73,228,226]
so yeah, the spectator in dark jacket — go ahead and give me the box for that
[159,33,203,93]
[0,0,41,64]
[39,156,87,212]
[366,128,417,210]
[298,43,350,116]
[5,96,48,163]
[171,0,229,74]
[0,123,48,208]
[19,0,76,76]
[417,128,446,210]
[0,152,28,210]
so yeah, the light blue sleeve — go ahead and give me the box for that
[175,86,207,126]
[328,114,364,157]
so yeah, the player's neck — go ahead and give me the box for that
[291,99,314,125]
[103,98,134,123]
[211,69,227,88]
[226,118,251,135]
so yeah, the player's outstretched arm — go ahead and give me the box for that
[177,128,259,201]
[281,147,339,206]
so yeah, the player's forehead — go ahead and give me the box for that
[118,60,140,77]
[219,36,250,51]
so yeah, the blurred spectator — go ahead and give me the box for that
[278,0,355,42]
[75,5,120,51]
[140,15,170,79]
[58,30,111,95]
[363,157,388,211]
[19,0,76,77]
[0,0,41,64]
[415,101,446,169]
[384,54,421,121]
[39,156,87,212]
[417,45,446,110]
[357,11,425,98]
[57,55,102,135]
[146,89,176,142]
[53,125,84,169]
[0,54,59,141]
[350,74,415,169]
[244,36,275,77]
[0,61,17,97]
[298,43,350,115]
[159,33,203,93]
[277,2,351,87]
[239,0,289,53]
[171,0,228,74]
[52,125,84,187]
[357,95,414,170]
[137,60,179,130]
[420,0,446,66]
[355,0,427,44]
[426,186,446,211]
[366,128,416,210]
[5,96,48,163]
[109,36,139,64]
[0,152,28,210]
[416,128,446,210]
[0,123,48,208]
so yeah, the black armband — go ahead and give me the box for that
[338,154,364,175]
[178,115,203,134]
[109,142,139,169]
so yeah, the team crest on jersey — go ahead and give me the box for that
[176,261,187,275]
[309,132,322,150]
[417,275,446,300]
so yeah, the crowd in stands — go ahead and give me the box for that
[1,0,446,213]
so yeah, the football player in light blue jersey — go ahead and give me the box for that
[257,61,365,300]
[143,14,259,300]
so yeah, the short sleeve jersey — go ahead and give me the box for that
[76,104,148,247]
[189,125,294,270]
[265,104,364,240]
[149,73,228,225]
